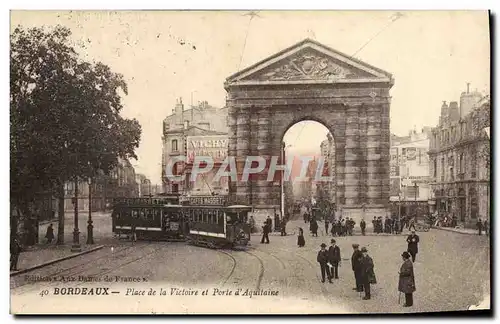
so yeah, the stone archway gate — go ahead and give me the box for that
[224,39,394,222]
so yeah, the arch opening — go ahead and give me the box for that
[281,120,336,220]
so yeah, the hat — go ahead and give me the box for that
[320,243,327,248]
[352,243,359,248]
[402,251,411,259]
[331,239,336,244]
[361,247,368,253]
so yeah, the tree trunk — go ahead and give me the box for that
[56,182,65,245]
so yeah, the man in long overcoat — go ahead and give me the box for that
[406,230,420,262]
[398,251,416,307]
[260,222,270,244]
[359,247,375,300]
[10,235,22,271]
[360,219,366,236]
[328,239,341,280]
[317,243,332,283]
[351,244,363,292]
[45,223,55,244]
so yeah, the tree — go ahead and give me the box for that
[10,25,142,244]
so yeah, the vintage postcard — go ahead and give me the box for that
[9,10,491,314]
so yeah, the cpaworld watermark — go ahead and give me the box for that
[165,156,333,183]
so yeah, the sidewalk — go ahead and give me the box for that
[434,226,487,236]
[10,243,104,276]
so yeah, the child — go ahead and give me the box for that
[297,227,305,247]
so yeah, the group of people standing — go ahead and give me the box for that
[326,217,357,237]
[314,229,419,307]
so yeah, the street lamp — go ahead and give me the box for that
[71,178,82,252]
[281,144,292,219]
[86,177,94,244]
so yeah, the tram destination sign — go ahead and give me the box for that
[188,195,227,206]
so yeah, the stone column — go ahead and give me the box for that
[366,105,383,206]
[358,105,368,205]
[248,107,259,206]
[254,108,271,206]
[227,106,238,201]
[379,103,391,207]
[235,108,251,204]
[335,136,346,207]
[344,105,362,206]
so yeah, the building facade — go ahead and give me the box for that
[389,127,432,218]
[428,87,490,227]
[317,133,336,208]
[63,157,137,211]
[161,98,229,194]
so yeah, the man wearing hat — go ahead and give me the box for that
[406,230,420,262]
[328,239,341,280]
[317,243,332,283]
[359,247,375,300]
[398,251,416,307]
[351,244,364,292]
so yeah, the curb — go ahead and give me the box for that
[10,245,105,277]
[433,226,483,236]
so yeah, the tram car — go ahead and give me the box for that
[185,204,253,249]
[112,198,185,241]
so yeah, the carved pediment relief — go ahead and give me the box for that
[226,39,392,85]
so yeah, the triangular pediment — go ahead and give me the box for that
[226,39,392,86]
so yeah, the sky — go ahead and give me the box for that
[10,11,490,184]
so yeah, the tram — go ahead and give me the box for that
[111,197,185,241]
[111,195,253,248]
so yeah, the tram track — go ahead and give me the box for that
[215,250,237,286]
[13,243,161,294]
[243,250,264,290]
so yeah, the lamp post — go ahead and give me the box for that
[86,177,94,244]
[281,144,292,220]
[71,178,81,252]
[413,182,419,221]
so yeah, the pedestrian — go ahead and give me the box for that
[324,218,330,236]
[249,216,256,233]
[372,217,377,234]
[10,235,22,271]
[359,247,376,300]
[260,222,270,244]
[317,243,332,283]
[280,216,288,236]
[408,217,416,232]
[360,219,366,236]
[476,219,483,236]
[310,218,318,237]
[328,239,341,279]
[398,251,416,307]
[297,227,305,247]
[406,230,419,262]
[45,223,55,244]
[266,216,273,233]
[351,243,364,292]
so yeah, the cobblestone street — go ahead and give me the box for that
[11,219,490,314]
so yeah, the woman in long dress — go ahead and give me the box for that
[297,228,305,247]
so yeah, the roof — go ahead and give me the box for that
[225,38,393,86]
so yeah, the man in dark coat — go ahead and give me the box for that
[266,216,273,233]
[310,219,319,237]
[476,219,483,235]
[351,244,364,292]
[360,219,366,236]
[372,217,377,233]
[317,243,332,283]
[324,218,330,236]
[406,230,420,262]
[359,247,375,300]
[328,239,341,279]
[399,251,416,307]
[45,223,55,244]
[260,222,270,244]
[10,235,22,271]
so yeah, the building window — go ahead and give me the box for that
[471,150,477,178]
[172,139,178,152]
[459,154,464,173]
[469,188,478,219]
[441,157,445,181]
[172,183,179,193]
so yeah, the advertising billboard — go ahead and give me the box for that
[186,135,228,164]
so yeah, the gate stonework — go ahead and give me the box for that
[225,39,394,222]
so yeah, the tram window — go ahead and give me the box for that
[239,211,248,223]
[132,210,138,218]
[207,211,213,223]
[226,212,238,224]
[217,211,224,225]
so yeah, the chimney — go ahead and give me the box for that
[467,83,470,94]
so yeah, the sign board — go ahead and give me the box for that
[186,135,228,164]
[187,195,227,206]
